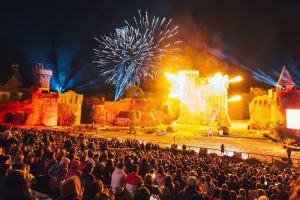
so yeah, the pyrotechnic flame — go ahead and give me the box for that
[229,75,242,83]
[164,72,185,98]
[228,95,242,102]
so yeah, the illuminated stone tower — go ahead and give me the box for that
[32,63,53,92]
[176,70,201,124]
[28,63,58,126]
[176,70,231,126]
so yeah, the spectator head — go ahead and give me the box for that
[106,159,114,168]
[132,164,139,173]
[205,174,211,183]
[144,174,154,186]
[47,151,55,159]
[222,183,228,190]
[117,162,124,170]
[230,190,237,200]
[258,196,269,200]
[256,183,263,189]
[271,186,277,194]
[277,183,284,191]
[4,130,12,139]
[83,162,94,174]
[48,163,67,181]
[61,175,82,198]
[60,157,71,169]
[238,188,246,197]
[220,189,230,200]
[186,176,197,190]
[82,179,103,200]
[257,189,266,197]
[0,170,34,200]
[71,160,81,170]
[158,166,165,175]
[134,187,150,200]
[213,187,221,198]
[164,175,174,189]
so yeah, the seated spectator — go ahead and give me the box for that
[59,175,82,200]
[134,187,151,200]
[66,160,82,180]
[177,176,204,200]
[48,163,67,197]
[0,170,36,200]
[82,179,104,200]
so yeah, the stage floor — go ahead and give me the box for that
[89,122,300,164]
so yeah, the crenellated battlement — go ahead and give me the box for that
[32,63,53,91]
[178,70,199,78]
[32,63,53,76]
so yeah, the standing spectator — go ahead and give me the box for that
[111,162,127,196]
[286,148,292,165]
[143,173,161,197]
[126,164,143,199]
[80,162,95,189]
[227,174,240,193]
[204,175,216,198]
[161,175,176,200]
[103,159,115,186]
[221,144,225,156]
[155,166,167,187]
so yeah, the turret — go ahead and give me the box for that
[32,63,53,93]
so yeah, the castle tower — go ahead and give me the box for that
[4,64,22,87]
[176,70,201,124]
[32,63,53,92]
[175,70,231,126]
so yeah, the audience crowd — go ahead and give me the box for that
[0,127,299,200]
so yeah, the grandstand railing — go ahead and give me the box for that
[157,142,300,168]
[86,136,300,168]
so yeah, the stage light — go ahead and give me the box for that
[228,95,242,102]
[286,109,300,130]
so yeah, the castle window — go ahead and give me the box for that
[2,94,7,101]
[70,99,72,104]
[10,92,19,101]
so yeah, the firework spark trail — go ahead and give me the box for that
[94,11,180,100]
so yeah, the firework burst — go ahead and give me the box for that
[93,11,181,100]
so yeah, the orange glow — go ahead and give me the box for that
[165,70,230,117]
[229,76,243,83]
[228,95,242,102]
[286,109,300,130]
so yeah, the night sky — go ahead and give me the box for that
[1,0,300,96]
